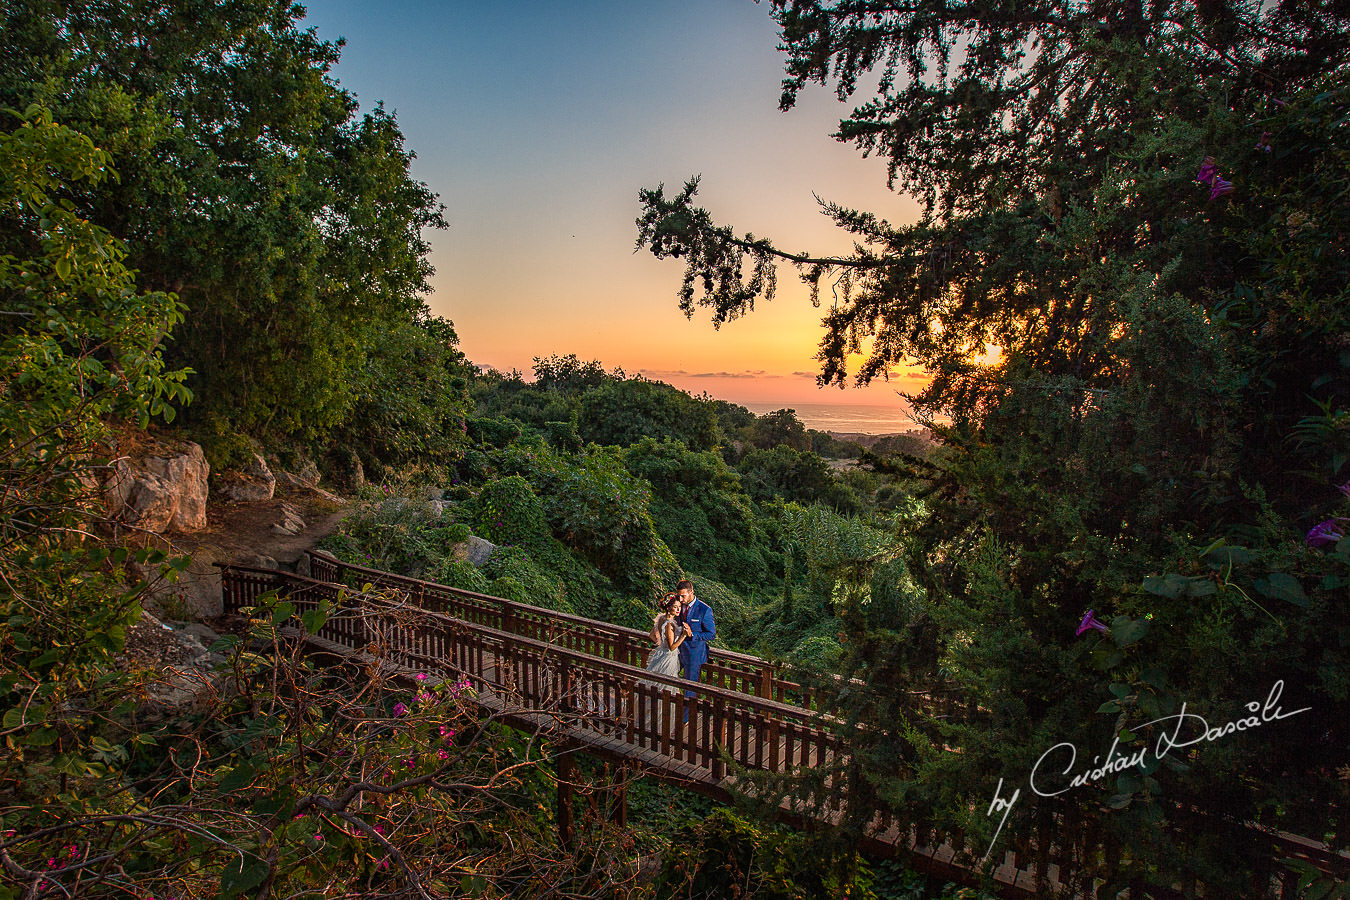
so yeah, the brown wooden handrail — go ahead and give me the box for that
[220,563,1350,897]
[223,564,833,721]
[302,550,967,714]
[220,564,845,786]
[303,550,804,698]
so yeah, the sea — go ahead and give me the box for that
[741,401,917,435]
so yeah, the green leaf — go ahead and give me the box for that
[1203,544,1254,567]
[271,600,295,625]
[1253,573,1309,608]
[1141,574,1186,599]
[219,853,270,899]
[218,762,257,793]
[24,727,59,747]
[1108,683,1131,699]
[1097,700,1122,713]
[1111,616,1148,648]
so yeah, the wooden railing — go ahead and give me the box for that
[304,551,974,720]
[304,551,815,701]
[223,564,843,787]
[222,563,1349,898]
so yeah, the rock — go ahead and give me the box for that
[182,622,221,645]
[428,499,452,517]
[311,486,345,506]
[326,448,364,491]
[270,501,306,537]
[134,545,225,619]
[216,454,276,502]
[463,535,496,567]
[421,485,446,502]
[239,553,280,570]
[295,457,321,487]
[104,443,210,533]
[123,612,229,719]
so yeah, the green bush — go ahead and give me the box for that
[654,809,873,900]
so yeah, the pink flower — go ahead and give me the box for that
[392,702,408,717]
[314,832,324,842]
[374,824,385,835]
[1307,519,1346,548]
[1076,609,1110,636]
[378,857,390,871]
[415,672,428,682]
[404,755,417,768]
[416,691,433,704]
[437,749,450,760]
[1208,177,1234,200]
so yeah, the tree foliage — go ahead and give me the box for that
[0,0,449,448]
[638,0,1350,889]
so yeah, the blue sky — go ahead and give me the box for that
[300,0,924,415]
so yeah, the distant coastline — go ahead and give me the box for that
[741,400,915,435]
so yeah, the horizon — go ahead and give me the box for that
[300,0,928,415]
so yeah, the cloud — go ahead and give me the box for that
[643,368,777,380]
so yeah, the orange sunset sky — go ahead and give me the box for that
[302,1,931,422]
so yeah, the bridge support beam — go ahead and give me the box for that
[557,746,578,848]
[606,761,627,829]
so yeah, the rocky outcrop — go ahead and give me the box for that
[119,612,229,721]
[271,501,306,537]
[216,454,276,502]
[133,544,224,619]
[278,457,322,491]
[462,535,496,567]
[104,442,210,533]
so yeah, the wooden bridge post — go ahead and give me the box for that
[557,746,578,848]
[607,761,627,828]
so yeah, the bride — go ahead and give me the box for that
[645,592,687,681]
[639,593,689,731]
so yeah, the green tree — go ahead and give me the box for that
[0,0,446,446]
[577,376,721,451]
[333,315,472,471]
[637,1,1350,889]
[745,408,811,451]
[1,107,190,687]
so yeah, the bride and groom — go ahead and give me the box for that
[644,580,715,717]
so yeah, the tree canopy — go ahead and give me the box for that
[638,0,1350,890]
[0,0,451,450]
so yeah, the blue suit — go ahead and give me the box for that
[678,597,715,699]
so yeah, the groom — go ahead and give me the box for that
[675,579,715,716]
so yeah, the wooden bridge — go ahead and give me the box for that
[218,552,1349,899]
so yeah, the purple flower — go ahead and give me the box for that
[392,702,408,717]
[1076,609,1110,637]
[1337,481,1350,501]
[1306,519,1345,549]
[1255,131,1272,152]
[1196,157,1220,185]
[1208,177,1234,201]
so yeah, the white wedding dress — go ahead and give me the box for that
[639,616,683,731]
[644,615,682,680]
